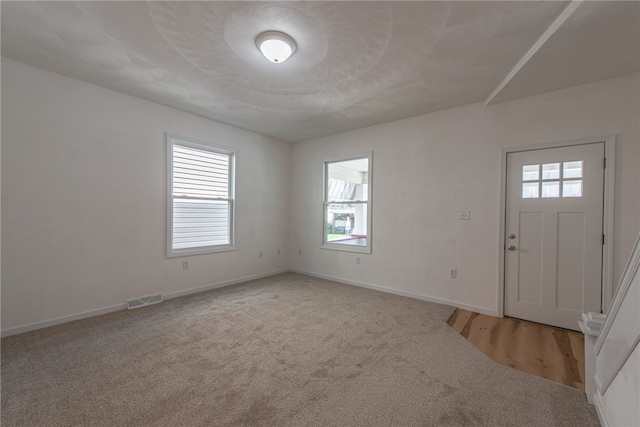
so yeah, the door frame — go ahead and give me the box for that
[497,135,617,319]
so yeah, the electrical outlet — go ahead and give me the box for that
[259,251,263,258]
[277,249,281,255]
[182,261,189,270]
[356,257,361,264]
[449,269,457,278]
[459,211,471,220]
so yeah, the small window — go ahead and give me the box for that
[542,163,560,180]
[562,180,582,197]
[521,160,583,199]
[167,134,235,257]
[541,181,559,198]
[522,164,540,181]
[322,153,372,254]
[522,182,539,199]
[563,161,583,178]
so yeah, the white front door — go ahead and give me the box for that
[505,143,605,331]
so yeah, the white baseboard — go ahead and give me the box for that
[291,269,499,317]
[593,391,609,427]
[1,269,290,338]
[2,268,496,337]
[162,269,290,300]
[1,303,126,338]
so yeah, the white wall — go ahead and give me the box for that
[1,59,291,334]
[290,73,640,315]
[2,57,639,335]
[597,344,640,426]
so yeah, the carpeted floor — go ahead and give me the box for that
[1,272,599,426]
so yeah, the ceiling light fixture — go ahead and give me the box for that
[256,31,296,63]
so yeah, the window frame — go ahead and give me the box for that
[166,133,237,258]
[321,151,373,254]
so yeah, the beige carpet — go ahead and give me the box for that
[1,273,599,426]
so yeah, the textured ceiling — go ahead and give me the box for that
[2,1,638,143]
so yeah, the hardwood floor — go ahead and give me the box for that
[448,309,585,391]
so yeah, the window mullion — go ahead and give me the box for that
[174,195,231,201]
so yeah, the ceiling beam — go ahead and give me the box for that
[484,0,584,106]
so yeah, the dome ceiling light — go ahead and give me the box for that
[256,31,296,63]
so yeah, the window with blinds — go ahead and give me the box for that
[167,135,235,257]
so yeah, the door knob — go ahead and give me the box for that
[507,245,517,251]
[508,234,516,239]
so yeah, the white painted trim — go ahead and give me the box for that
[0,269,289,338]
[497,147,509,318]
[595,232,640,353]
[596,332,639,396]
[1,303,126,338]
[1,267,498,338]
[162,269,290,300]
[593,391,610,427]
[498,136,616,321]
[602,137,617,312]
[292,269,499,317]
[485,0,583,105]
[594,373,604,394]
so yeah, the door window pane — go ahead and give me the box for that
[522,182,539,198]
[523,165,539,181]
[563,161,583,179]
[542,181,560,198]
[563,180,582,197]
[520,159,584,199]
[542,163,560,180]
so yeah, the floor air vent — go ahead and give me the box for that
[127,294,163,310]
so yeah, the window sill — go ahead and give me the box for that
[167,245,237,258]
[321,241,371,254]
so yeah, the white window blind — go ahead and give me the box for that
[168,136,235,256]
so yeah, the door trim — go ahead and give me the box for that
[497,135,616,319]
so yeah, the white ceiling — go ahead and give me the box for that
[2,1,638,143]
